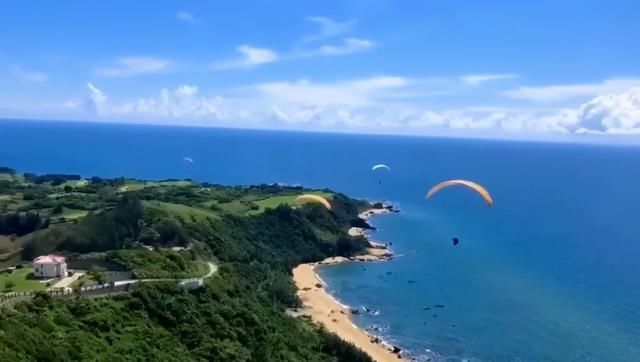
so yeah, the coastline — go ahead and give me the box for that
[292,207,404,362]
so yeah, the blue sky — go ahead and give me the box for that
[1,0,639,140]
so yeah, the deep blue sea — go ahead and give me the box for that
[2,120,640,361]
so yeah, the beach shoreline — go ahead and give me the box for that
[292,206,404,361]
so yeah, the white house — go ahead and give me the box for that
[33,254,67,278]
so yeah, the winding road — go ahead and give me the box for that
[114,261,218,287]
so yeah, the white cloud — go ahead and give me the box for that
[87,82,106,104]
[176,11,198,24]
[504,78,640,102]
[574,87,640,134]
[237,45,279,65]
[301,16,355,43]
[212,45,279,70]
[318,38,375,55]
[11,65,48,82]
[85,82,107,115]
[254,76,410,107]
[95,57,171,77]
[459,73,517,85]
[213,37,373,70]
[7,76,640,139]
[84,83,224,121]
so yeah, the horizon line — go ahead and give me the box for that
[1,116,639,148]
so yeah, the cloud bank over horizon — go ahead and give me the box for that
[2,3,640,141]
[3,77,638,138]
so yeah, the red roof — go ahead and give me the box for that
[33,254,66,264]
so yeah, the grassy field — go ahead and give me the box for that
[0,173,15,181]
[123,180,195,192]
[1,194,30,212]
[61,208,89,220]
[0,268,47,294]
[190,260,210,278]
[59,180,89,188]
[143,180,194,188]
[0,235,19,254]
[144,201,220,222]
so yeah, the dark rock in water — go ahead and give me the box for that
[422,306,431,310]
[392,345,402,354]
[386,271,392,275]
[362,267,367,271]
[408,280,417,284]
[435,304,445,308]
[350,218,375,230]
[315,283,323,288]
[389,241,393,246]
[351,309,361,315]
[452,237,460,246]
[432,314,438,318]
[451,324,456,327]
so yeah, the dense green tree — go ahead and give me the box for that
[0,171,376,361]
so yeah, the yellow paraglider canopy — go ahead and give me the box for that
[294,194,332,210]
[426,180,493,207]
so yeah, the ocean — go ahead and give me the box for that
[2,120,640,361]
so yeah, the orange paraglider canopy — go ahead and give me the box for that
[294,194,332,210]
[426,180,493,207]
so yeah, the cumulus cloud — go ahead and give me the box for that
[504,78,640,102]
[301,16,355,43]
[212,45,279,70]
[11,65,48,82]
[459,73,517,86]
[574,87,640,134]
[84,83,225,121]
[176,11,198,24]
[95,57,171,77]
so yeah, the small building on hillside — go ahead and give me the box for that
[33,254,67,278]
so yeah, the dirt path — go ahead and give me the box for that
[51,271,85,289]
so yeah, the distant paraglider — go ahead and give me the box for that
[294,194,332,210]
[371,164,391,171]
[426,179,493,207]
[183,157,195,164]
[452,237,460,246]
[372,164,391,185]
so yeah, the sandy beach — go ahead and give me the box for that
[292,207,403,361]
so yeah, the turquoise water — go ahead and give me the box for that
[1,120,640,361]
